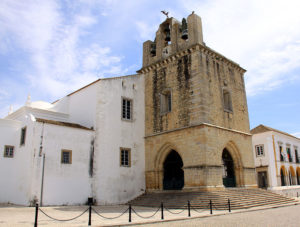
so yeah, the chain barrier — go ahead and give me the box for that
[38,207,89,222]
[92,207,129,219]
[34,199,232,226]
[164,206,186,214]
[132,207,160,219]
[191,206,207,213]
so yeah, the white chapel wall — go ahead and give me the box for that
[31,122,94,206]
[93,75,145,204]
[0,118,35,205]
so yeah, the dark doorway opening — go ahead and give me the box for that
[222,149,236,187]
[280,168,286,186]
[163,150,184,190]
[257,171,268,188]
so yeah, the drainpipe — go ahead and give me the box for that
[40,153,45,206]
[39,122,45,206]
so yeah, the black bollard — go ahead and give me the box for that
[161,202,164,220]
[129,204,132,222]
[209,200,213,215]
[228,199,231,212]
[88,204,92,226]
[188,200,191,217]
[34,203,38,227]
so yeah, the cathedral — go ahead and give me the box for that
[0,13,257,206]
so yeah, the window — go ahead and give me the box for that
[287,147,292,162]
[295,149,299,163]
[120,148,131,167]
[61,150,72,164]
[255,145,264,156]
[20,127,26,145]
[279,145,284,161]
[223,89,232,112]
[122,98,132,120]
[160,90,172,114]
[4,146,14,158]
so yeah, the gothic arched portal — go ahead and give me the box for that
[222,148,236,187]
[163,150,184,190]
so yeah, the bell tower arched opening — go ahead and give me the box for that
[163,150,184,190]
[222,148,236,187]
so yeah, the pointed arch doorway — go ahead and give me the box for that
[163,150,184,190]
[222,148,236,187]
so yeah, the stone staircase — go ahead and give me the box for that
[129,188,298,210]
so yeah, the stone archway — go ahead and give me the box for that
[222,149,236,187]
[280,166,286,186]
[296,168,300,185]
[163,150,184,190]
[153,142,184,190]
[222,141,244,187]
[289,166,296,185]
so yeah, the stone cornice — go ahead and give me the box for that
[145,122,252,138]
[137,43,246,74]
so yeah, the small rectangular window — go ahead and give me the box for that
[120,148,131,167]
[61,150,72,164]
[122,98,132,120]
[160,90,172,114]
[223,89,233,112]
[4,145,14,158]
[255,145,264,156]
[20,127,26,145]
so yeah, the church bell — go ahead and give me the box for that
[181,29,188,40]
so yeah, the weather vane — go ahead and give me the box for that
[161,10,169,18]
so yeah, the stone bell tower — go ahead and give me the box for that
[139,13,257,190]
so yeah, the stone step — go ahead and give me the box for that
[128,188,298,210]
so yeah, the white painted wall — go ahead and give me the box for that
[94,75,145,204]
[0,75,146,206]
[33,122,94,206]
[0,118,35,205]
[54,81,98,129]
[253,130,300,188]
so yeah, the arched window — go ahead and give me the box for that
[223,89,232,112]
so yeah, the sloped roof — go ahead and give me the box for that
[36,118,93,131]
[251,124,300,140]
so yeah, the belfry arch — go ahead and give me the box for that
[222,141,244,187]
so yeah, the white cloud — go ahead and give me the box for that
[292,132,300,138]
[0,0,129,101]
[135,21,157,42]
[180,0,300,96]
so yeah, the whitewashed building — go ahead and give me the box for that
[0,75,145,206]
[251,125,300,196]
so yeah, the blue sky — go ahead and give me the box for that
[0,0,300,136]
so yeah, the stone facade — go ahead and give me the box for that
[140,13,257,190]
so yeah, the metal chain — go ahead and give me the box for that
[191,207,206,213]
[92,207,128,219]
[38,207,88,222]
[164,206,186,214]
[132,207,160,219]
